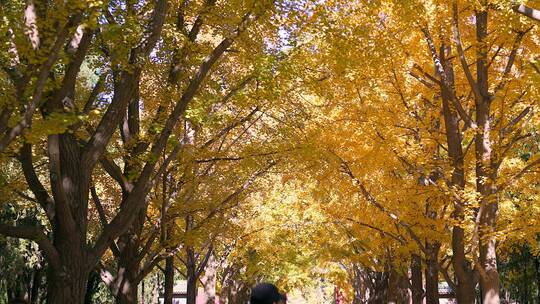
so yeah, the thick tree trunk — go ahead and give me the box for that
[164,256,174,304]
[114,238,141,304]
[410,254,423,304]
[47,226,90,304]
[367,271,388,304]
[47,267,89,304]
[424,243,439,304]
[475,7,500,303]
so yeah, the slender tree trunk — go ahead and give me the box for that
[350,264,365,304]
[535,255,540,303]
[30,268,42,304]
[164,256,174,304]
[202,254,217,304]
[411,254,423,304]
[452,226,476,304]
[474,7,500,303]
[424,242,440,304]
[114,199,149,304]
[186,248,198,304]
[437,42,476,304]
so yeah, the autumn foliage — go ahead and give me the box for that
[1,0,540,303]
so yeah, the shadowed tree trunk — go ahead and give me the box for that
[30,268,42,304]
[411,254,423,304]
[424,242,440,304]
[0,1,269,302]
[164,256,174,304]
[535,255,540,303]
[185,246,198,304]
[422,30,476,303]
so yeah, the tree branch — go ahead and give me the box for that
[0,13,83,152]
[513,3,540,22]
[90,7,265,265]
[452,0,482,102]
[0,223,61,271]
[18,144,55,221]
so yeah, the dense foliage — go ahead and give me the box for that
[1,0,540,303]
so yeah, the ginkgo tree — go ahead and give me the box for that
[0,0,288,302]
[2,0,540,303]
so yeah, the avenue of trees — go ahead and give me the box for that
[1,0,540,303]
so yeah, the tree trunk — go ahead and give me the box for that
[387,268,410,304]
[201,254,217,304]
[114,242,141,304]
[186,248,198,304]
[30,267,42,304]
[411,254,423,304]
[350,264,366,304]
[164,256,174,304]
[367,271,388,304]
[474,7,500,303]
[437,41,477,304]
[47,267,89,304]
[47,228,90,304]
[114,201,148,304]
[535,255,540,304]
[424,243,439,304]
[452,226,476,304]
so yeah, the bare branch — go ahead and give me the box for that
[513,3,540,22]
[501,106,531,135]
[422,26,476,129]
[493,28,532,95]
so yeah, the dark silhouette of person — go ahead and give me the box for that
[250,283,284,304]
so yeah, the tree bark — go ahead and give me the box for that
[411,254,423,304]
[186,247,198,304]
[474,7,500,303]
[30,267,42,304]
[47,265,89,304]
[201,254,217,304]
[114,221,145,304]
[535,255,540,304]
[438,40,476,304]
[424,243,440,304]
[350,264,366,304]
[368,271,388,304]
[164,256,174,304]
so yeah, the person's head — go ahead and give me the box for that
[250,282,284,304]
